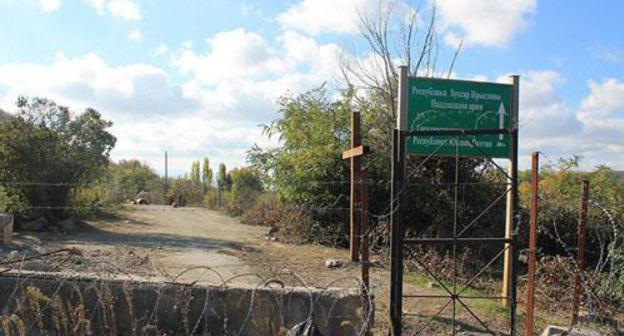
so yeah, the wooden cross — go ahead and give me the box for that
[342,112,370,262]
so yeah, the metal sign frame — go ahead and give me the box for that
[390,66,520,335]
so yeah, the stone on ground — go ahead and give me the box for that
[540,325,602,336]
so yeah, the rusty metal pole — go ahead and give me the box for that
[360,169,370,289]
[360,169,372,334]
[571,180,589,325]
[525,152,539,336]
[350,112,362,262]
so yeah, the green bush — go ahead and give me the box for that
[0,185,24,213]
[0,97,116,220]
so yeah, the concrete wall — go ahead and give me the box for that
[0,214,12,245]
[0,270,370,335]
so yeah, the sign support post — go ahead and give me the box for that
[390,65,408,336]
[502,75,520,309]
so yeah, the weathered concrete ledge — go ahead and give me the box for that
[0,214,13,245]
[0,269,370,335]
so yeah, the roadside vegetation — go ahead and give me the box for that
[0,1,622,332]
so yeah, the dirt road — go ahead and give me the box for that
[3,206,518,333]
[11,206,369,287]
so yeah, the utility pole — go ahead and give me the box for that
[164,151,169,204]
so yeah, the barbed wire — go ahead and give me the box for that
[0,248,375,336]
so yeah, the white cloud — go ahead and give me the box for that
[579,78,624,120]
[516,70,581,139]
[436,0,536,47]
[83,0,140,21]
[509,72,624,169]
[173,29,284,85]
[577,79,624,158]
[590,46,622,63]
[110,117,278,175]
[108,0,140,21]
[277,0,382,35]
[0,53,197,119]
[39,0,61,12]
[170,28,341,121]
[127,29,143,42]
[0,25,346,172]
[0,53,274,173]
[277,30,341,78]
[152,44,169,58]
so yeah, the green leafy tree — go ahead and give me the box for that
[202,158,213,190]
[217,163,232,190]
[190,161,201,186]
[226,167,263,215]
[248,86,350,206]
[0,97,116,219]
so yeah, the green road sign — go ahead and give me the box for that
[405,77,515,158]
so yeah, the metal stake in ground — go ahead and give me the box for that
[360,168,370,288]
[525,152,539,336]
[572,179,589,325]
[342,112,370,262]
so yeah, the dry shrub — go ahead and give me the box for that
[242,194,344,245]
[530,255,576,312]
[241,193,286,227]
[406,247,477,284]
[0,314,26,336]
[224,201,243,217]
[202,189,217,209]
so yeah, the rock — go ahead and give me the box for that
[266,226,279,237]
[325,259,343,269]
[21,217,47,231]
[427,281,441,289]
[58,218,76,232]
[0,214,14,245]
[540,325,602,336]
[8,250,20,259]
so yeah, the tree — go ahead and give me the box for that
[202,158,213,190]
[227,167,263,215]
[248,86,351,206]
[190,161,201,186]
[217,163,232,190]
[0,97,116,220]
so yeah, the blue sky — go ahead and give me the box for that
[0,0,622,174]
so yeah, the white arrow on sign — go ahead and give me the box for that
[497,101,506,140]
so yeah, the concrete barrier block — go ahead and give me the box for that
[0,270,370,335]
[0,214,13,245]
